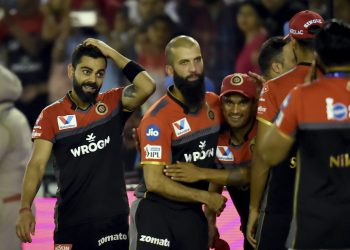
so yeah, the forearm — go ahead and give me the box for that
[150,175,210,204]
[201,168,249,187]
[20,161,46,208]
[249,152,270,211]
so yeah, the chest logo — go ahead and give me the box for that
[172,118,191,137]
[216,146,234,162]
[57,115,77,130]
[96,102,108,115]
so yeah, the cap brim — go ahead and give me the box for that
[220,90,252,98]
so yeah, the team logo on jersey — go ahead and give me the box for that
[146,125,160,141]
[144,144,162,159]
[54,244,72,250]
[208,110,215,120]
[326,97,348,121]
[57,115,77,130]
[172,118,191,137]
[95,102,108,115]
[216,146,234,161]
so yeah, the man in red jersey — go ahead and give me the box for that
[165,73,259,250]
[130,35,227,250]
[259,20,350,250]
[15,38,155,250]
[247,10,324,250]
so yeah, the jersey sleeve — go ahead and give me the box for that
[139,115,172,166]
[32,108,55,142]
[274,87,301,137]
[257,81,278,125]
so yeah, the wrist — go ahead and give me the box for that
[19,207,32,214]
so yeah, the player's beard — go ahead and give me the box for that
[173,71,205,109]
[72,76,100,104]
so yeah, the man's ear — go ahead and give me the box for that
[67,64,74,80]
[165,65,174,76]
[271,62,282,74]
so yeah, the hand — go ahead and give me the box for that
[16,210,36,243]
[164,162,205,183]
[246,208,259,248]
[248,71,266,93]
[206,192,227,216]
[83,38,115,58]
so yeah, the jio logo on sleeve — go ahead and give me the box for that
[146,125,160,141]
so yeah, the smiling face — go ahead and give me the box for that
[221,93,256,129]
[69,55,106,104]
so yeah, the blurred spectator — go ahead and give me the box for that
[234,1,268,74]
[261,0,306,36]
[126,0,171,25]
[136,14,177,111]
[334,0,350,23]
[0,0,52,127]
[48,0,118,101]
[0,65,32,250]
[177,0,236,91]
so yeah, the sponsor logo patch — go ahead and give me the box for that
[57,115,77,130]
[70,133,110,157]
[326,97,348,121]
[172,118,191,137]
[54,244,72,250]
[216,146,234,161]
[146,125,160,141]
[140,235,170,247]
[98,233,128,246]
[144,144,162,159]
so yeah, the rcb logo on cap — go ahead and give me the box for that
[230,74,244,85]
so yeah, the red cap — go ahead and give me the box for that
[220,73,258,99]
[285,10,324,39]
[214,238,230,250]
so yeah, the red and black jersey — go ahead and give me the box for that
[276,74,350,249]
[257,63,312,214]
[136,87,221,207]
[32,88,130,231]
[215,122,257,232]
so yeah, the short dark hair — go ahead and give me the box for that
[315,19,350,67]
[71,43,107,68]
[258,36,286,76]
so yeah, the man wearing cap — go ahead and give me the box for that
[259,19,350,250]
[247,10,324,250]
[165,73,259,250]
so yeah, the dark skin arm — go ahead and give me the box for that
[164,162,249,187]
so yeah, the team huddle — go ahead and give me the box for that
[13,9,350,250]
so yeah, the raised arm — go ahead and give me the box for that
[16,139,53,243]
[83,38,155,111]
